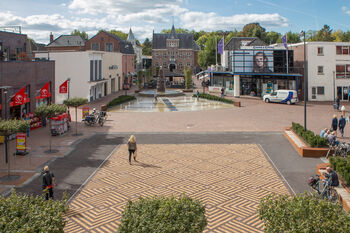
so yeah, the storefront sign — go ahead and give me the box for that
[11,87,29,106]
[82,107,89,119]
[59,80,68,93]
[36,82,51,99]
[16,133,26,151]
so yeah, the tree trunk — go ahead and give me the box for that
[49,119,52,152]
[75,107,78,135]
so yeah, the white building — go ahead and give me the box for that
[35,50,122,104]
[290,41,350,101]
[127,28,143,69]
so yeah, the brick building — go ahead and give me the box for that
[0,31,28,61]
[152,25,200,82]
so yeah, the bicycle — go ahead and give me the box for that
[326,141,350,159]
[307,175,338,203]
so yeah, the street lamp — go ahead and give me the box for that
[0,86,12,172]
[300,31,307,131]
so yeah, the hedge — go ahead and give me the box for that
[330,156,350,185]
[193,93,234,105]
[292,122,328,148]
[106,95,136,108]
[118,194,207,233]
[0,190,68,232]
[259,193,350,233]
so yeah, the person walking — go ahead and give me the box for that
[42,165,55,200]
[331,115,338,134]
[336,96,340,110]
[221,87,225,98]
[339,115,346,137]
[127,135,137,165]
[196,90,200,100]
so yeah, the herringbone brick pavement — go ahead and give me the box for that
[65,144,290,232]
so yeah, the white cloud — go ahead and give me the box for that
[247,3,252,6]
[342,6,350,15]
[180,12,289,31]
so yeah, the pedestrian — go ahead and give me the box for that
[154,92,158,102]
[196,90,200,100]
[42,165,55,200]
[127,135,137,165]
[336,96,340,110]
[331,115,338,134]
[341,105,346,116]
[221,87,225,98]
[339,115,346,137]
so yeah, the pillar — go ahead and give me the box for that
[234,75,240,97]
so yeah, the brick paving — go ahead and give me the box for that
[65,144,290,232]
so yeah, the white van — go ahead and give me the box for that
[263,90,298,105]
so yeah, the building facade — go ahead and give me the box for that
[152,25,200,79]
[127,28,143,70]
[46,34,86,52]
[291,42,350,101]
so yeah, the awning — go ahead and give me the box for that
[10,86,30,107]
[36,81,51,100]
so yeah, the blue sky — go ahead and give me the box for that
[1,0,350,43]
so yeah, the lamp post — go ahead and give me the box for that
[300,31,307,131]
[0,86,12,172]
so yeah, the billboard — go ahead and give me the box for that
[231,49,274,73]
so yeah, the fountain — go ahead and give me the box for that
[139,66,184,97]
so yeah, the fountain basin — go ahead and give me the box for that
[139,90,184,97]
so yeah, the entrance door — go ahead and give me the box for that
[111,78,115,93]
[104,83,107,96]
[337,86,343,100]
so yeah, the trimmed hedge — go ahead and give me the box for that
[292,122,328,148]
[118,194,207,233]
[330,156,350,185]
[193,93,234,105]
[0,190,68,232]
[259,193,350,233]
[106,95,136,108]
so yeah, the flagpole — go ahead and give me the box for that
[286,38,289,74]
[215,36,218,66]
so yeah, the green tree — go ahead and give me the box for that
[240,23,267,41]
[185,68,192,89]
[35,104,66,152]
[63,98,88,136]
[224,30,239,44]
[265,31,282,44]
[342,31,350,42]
[332,30,344,42]
[198,35,218,68]
[259,193,350,232]
[142,38,152,56]
[313,25,335,41]
[108,30,128,40]
[0,119,29,176]
[71,29,88,41]
[161,28,190,34]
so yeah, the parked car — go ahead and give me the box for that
[263,90,298,105]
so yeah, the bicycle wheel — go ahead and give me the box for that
[329,188,339,203]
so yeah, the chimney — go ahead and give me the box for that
[50,32,54,43]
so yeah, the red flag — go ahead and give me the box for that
[12,87,28,106]
[36,82,51,99]
[59,80,68,93]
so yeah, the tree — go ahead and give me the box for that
[35,104,66,152]
[63,98,88,136]
[313,25,335,41]
[198,35,218,68]
[142,38,152,56]
[259,193,350,232]
[161,28,190,34]
[0,119,29,176]
[332,30,344,42]
[71,29,88,41]
[108,30,128,40]
[240,23,267,41]
[265,31,282,44]
[184,68,192,89]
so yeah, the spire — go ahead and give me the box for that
[170,24,176,39]
[127,28,135,41]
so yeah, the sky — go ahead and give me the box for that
[0,0,350,44]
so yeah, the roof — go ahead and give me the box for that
[127,28,135,41]
[47,35,86,47]
[224,37,267,50]
[152,33,199,50]
[103,31,135,54]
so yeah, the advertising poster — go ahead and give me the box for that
[232,49,274,73]
[16,133,26,151]
[82,107,89,119]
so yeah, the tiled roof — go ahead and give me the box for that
[224,37,267,50]
[104,31,135,54]
[47,35,86,47]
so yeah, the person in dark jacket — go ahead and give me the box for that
[127,135,137,165]
[324,167,339,187]
[331,115,338,134]
[339,115,346,137]
[42,166,55,200]
[336,96,340,110]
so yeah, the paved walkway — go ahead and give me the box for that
[65,143,290,233]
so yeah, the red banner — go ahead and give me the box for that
[11,87,29,107]
[36,82,51,100]
[59,80,68,93]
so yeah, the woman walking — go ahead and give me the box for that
[127,135,137,165]
[332,115,338,134]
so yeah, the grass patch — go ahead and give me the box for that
[106,95,136,108]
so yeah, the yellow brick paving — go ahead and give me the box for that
[65,144,290,232]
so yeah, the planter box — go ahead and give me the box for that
[234,101,241,107]
[182,89,193,93]
[284,127,329,157]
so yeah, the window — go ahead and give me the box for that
[317,87,324,95]
[105,43,114,52]
[179,63,183,69]
[335,64,350,78]
[91,43,99,51]
[336,45,350,55]
[336,46,342,55]
[163,62,167,68]
[163,52,167,58]
[99,60,102,79]
[317,47,323,55]
[156,53,159,58]
[90,60,93,81]
[179,52,183,58]
[312,86,324,99]
[16,48,23,55]
[187,52,191,58]
[344,47,349,55]
[317,66,324,74]
[187,62,191,67]
[155,63,159,67]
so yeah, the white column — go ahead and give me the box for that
[234,75,240,97]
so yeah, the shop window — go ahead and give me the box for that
[317,66,324,74]
[317,47,324,56]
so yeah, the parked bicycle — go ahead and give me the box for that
[307,175,338,203]
[326,141,350,159]
[82,110,106,126]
